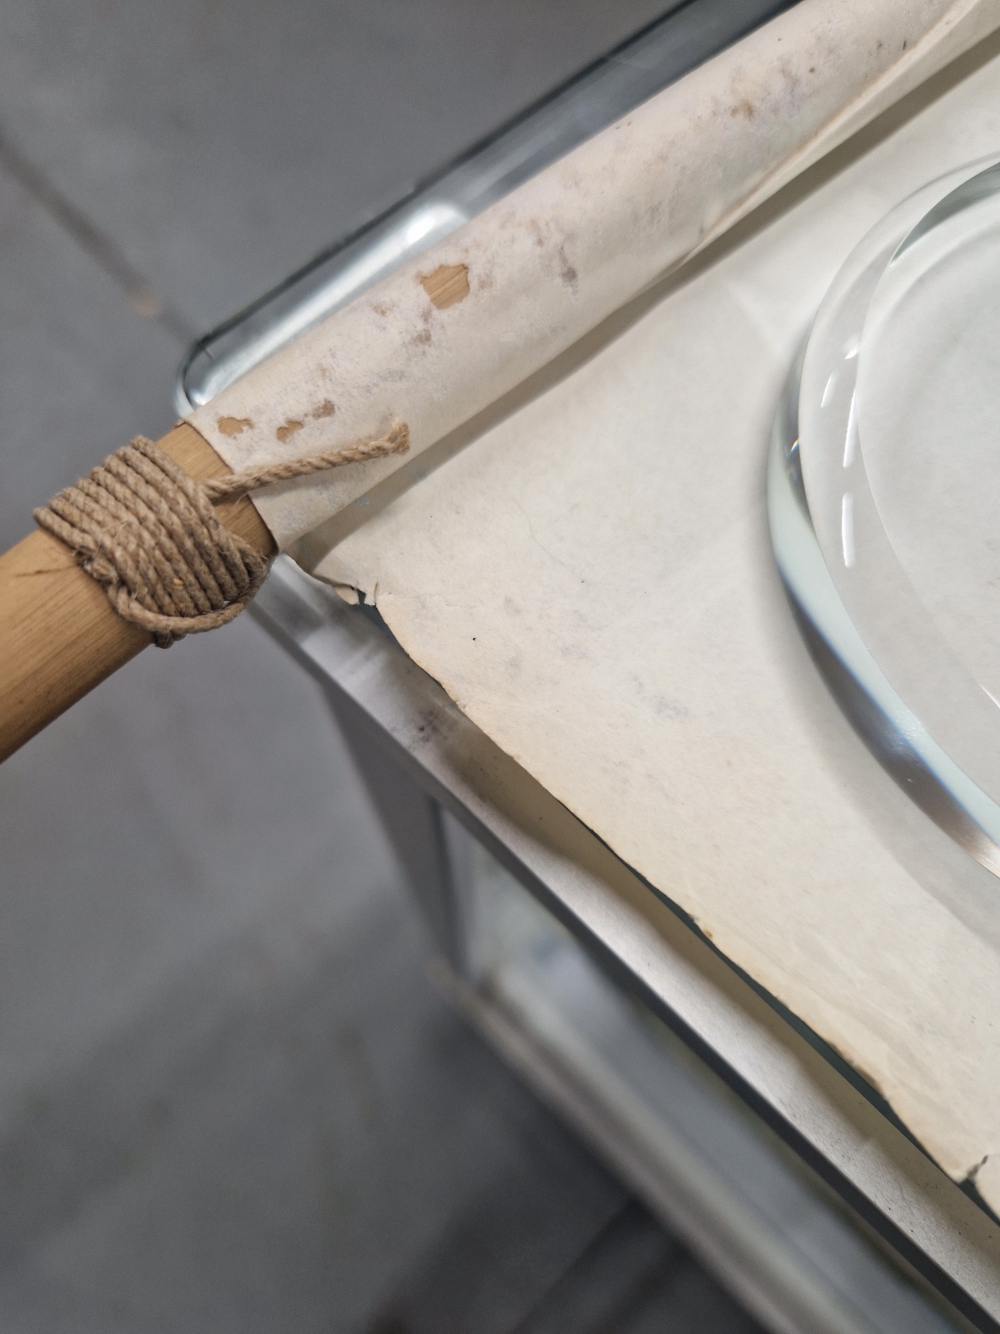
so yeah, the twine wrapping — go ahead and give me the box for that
[33,422,409,647]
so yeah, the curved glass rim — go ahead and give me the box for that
[770,156,1000,876]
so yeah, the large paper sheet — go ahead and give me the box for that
[298,41,1000,1208]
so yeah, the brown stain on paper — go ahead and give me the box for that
[558,245,578,292]
[217,416,253,437]
[420,263,470,309]
[276,419,304,443]
[270,401,334,447]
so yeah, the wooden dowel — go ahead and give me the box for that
[0,423,276,763]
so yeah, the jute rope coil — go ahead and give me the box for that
[33,422,409,647]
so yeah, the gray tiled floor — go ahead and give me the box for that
[0,3,764,1329]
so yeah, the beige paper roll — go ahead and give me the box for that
[190,0,1000,551]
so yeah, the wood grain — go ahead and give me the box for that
[0,423,276,763]
[419,263,470,310]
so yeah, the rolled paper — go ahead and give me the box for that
[190,0,1000,552]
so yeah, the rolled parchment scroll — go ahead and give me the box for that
[196,0,1000,549]
[0,0,998,760]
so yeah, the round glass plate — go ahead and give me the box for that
[769,154,1000,876]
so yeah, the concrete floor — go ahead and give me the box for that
[0,3,765,1329]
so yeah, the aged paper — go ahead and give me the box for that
[191,0,1000,550]
[301,43,1000,1206]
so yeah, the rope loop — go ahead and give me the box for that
[33,422,409,647]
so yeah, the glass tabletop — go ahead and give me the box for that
[176,7,1000,1317]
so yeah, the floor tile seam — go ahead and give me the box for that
[0,122,195,346]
